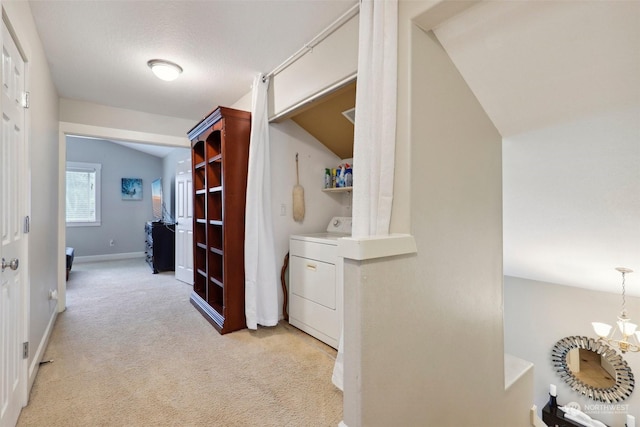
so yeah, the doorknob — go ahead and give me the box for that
[1,257,19,272]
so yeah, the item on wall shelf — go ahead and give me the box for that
[292,153,305,222]
[323,162,353,192]
[592,267,639,353]
[336,164,345,188]
[122,178,143,200]
[345,166,352,187]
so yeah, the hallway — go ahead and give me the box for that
[17,259,342,426]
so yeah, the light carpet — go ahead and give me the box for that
[17,259,342,427]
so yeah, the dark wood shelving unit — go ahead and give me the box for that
[188,106,251,334]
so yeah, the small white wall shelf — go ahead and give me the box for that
[322,187,353,193]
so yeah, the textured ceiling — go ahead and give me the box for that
[28,0,358,121]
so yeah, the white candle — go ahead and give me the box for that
[550,384,557,397]
[627,414,635,427]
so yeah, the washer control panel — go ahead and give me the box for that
[326,216,352,234]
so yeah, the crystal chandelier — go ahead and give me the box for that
[592,268,638,353]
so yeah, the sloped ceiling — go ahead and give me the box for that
[434,1,640,295]
[290,81,356,159]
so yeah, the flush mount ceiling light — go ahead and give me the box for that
[147,59,183,82]
[593,267,639,353]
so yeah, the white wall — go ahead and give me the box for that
[59,98,194,139]
[269,12,358,120]
[3,0,61,389]
[341,0,532,424]
[232,91,251,112]
[345,18,507,425]
[65,137,163,257]
[505,275,640,426]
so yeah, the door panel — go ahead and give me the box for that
[0,20,26,427]
[175,167,193,284]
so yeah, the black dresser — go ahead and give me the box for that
[542,403,610,427]
[145,221,175,273]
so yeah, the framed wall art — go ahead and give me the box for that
[121,178,143,200]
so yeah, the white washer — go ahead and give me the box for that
[289,216,352,349]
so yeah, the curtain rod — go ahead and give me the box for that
[263,2,360,81]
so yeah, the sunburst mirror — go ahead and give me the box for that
[551,336,634,402]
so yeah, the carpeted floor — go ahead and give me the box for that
[17,259,342,427]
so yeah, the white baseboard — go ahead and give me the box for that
[27,308,57,394]
[75,252,145,263]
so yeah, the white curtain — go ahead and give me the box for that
[332,0,398,390]
[351,0,398,239]
[245,73,279,330]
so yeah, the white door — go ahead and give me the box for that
[0,20,26,427]
[175,160,193,284]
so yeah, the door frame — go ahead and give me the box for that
[57,122,189,310]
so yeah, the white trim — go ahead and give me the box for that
[59,122,189,148]
[504,353,534,391]
[57,118,67,313]
[338,234,417,261]
[27,310,57,392]
[74,252,145,264]
[339,422,349,427]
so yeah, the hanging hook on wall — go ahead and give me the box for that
[293,153,305,222]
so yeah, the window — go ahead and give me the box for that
[66,162,101,226]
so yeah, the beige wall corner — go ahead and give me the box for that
[341,0,534,425]
[59,98,194,139]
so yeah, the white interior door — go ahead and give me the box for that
[1,19,26,427]
[175,160,193,284]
